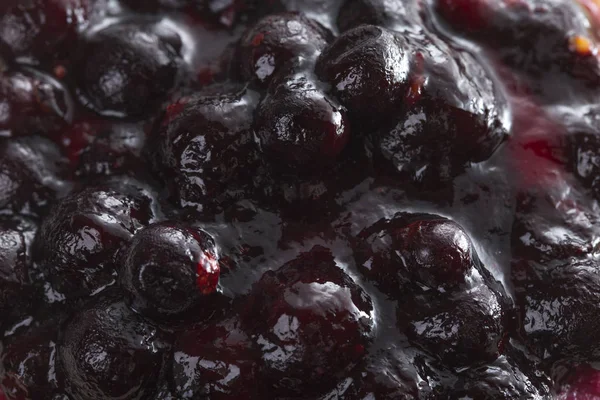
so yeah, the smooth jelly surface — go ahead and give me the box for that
[1,0,600,399]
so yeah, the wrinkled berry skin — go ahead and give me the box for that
[237,12,331,86]
[370,33,509,184]
[316,25,410,126]
[0,0,91,61]
[0,69,72,138]
[33,178,161,298]
[170,314,263,399]
[336,0,419,32]
[59,290,170,400]
[120,222,220,319]
[76,123,146,178]
[75,22,182,118]
[355,213,509,367]
[0,136,68,217]
[569,131,600,200]
[254,72,350,173]
[241,246,374,396]
[150,83,259,213]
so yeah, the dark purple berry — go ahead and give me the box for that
[75,22,182,118]
[315,25,410,125]
[59,290,170,400]
[76,123,146,178]
[336,0,419,33]
[120,222,220,319]
[170,314,262,399]
[237,12,331,86]
[370,34,509,184]
[254,72,350,173]
[0,69,72,139]
[33,178,161,298]
[0,0,91,61]
[149,83,259,213]
[241,246,373,396]
[0,136,68,216]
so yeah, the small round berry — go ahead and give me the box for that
[0,69,73,138]
[237,12,331,86]
[171,314,263,399]
[75,22,182,118]
[120,222,220,319]
[0,136,68,216]
[33,178,161,298]
[59,290,170,400]
[242,246,373,396]
[254,72,350,173]
[149,83,260,213]
[315,25,410,126]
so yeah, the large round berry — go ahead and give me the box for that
[237,12,331,86]
[369,34,509,184]
[170,314,263,399]
[315,25,410,126]
[355,213,509,367]
[76,123,146,178]
[1,323,64,399]
[0,0,92,61]
[241,246,374,396]
[120,222,220,319]
[0,69,72,138]
[59,290,170,400]
[33,178,161,298]
[149,83,259,213]
[75,22,182,118]
[254,72,350,173]
[0,136,68,216]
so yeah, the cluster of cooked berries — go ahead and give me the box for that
[1,0,600,398]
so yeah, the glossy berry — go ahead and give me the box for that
[1,324,64,400]
[0,136,67,216]
[241,246,373,396]
[514,257,600,361]
[315,25,410,126]
[355,213,476,293]
[75,22,182,118]
[370,33,509,184]
[0,0,91,61]
[254,72,350,173]
[76,123,146,178]
[120,222,220,318]
[237,12,331,86]
[336,0,419,33]
[59,290,170,400]
[0,69,72,138]
[171,314,262,399]
[150,83,259,213]
[33,178,160,298]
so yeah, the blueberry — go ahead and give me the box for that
[59,290,170,400]
[33,178,161,298]
[254,72,350,173]
[241,246,374,396]
[315,25,410,126]
[149,83,259,213]
[120,222,220,319]
[0,136,68,217]
[75,22,182,118]
[170,314,263,399]
[336,0,419,32]
[237,12,331,86]
[0,69,72,139]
